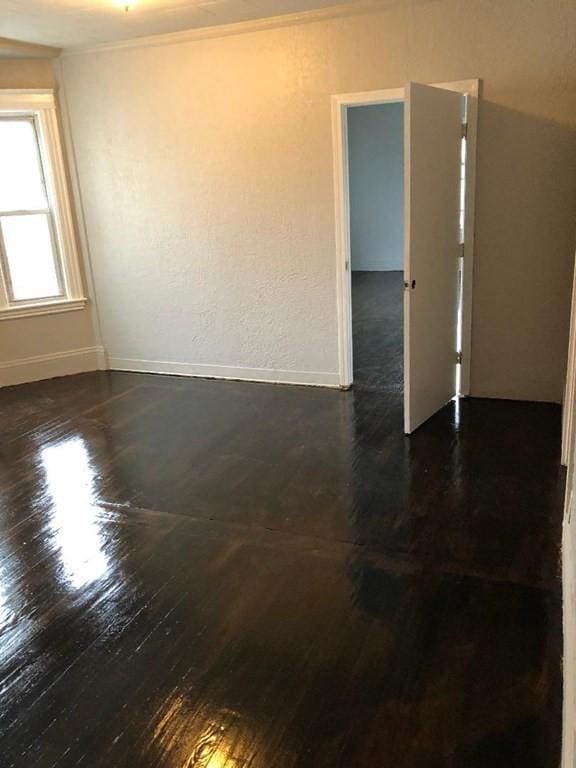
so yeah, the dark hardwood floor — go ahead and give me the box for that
[352,270,403,394]
[0,282,565,767]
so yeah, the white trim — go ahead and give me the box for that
[459,85,480,395]
[0,346,105,388]
[0,297,87,320]
[331,79,479,390]
[36,102,86,302]
[403,85,412,429]
[54,61,105,351]
[0,38,60,60]
[333,87,404,109]
[331,93,354,388]
[351,264,403,273]
[107,356,341,388]
[62,0,390,57]
[562,252,576,466]
[562,258,576,768]
[0,90,55,110]
[0,89,87,316]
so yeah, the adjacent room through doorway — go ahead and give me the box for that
[348,101,404,396]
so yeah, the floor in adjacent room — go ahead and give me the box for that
[352,270,403,394]
[0,276,564,767]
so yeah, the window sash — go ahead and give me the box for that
[0,115,49,214]
[0,211,65,303]
[0,90,87,317]
[0,113,66,304]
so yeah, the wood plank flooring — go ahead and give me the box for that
[0,276,565,766]
[352,270,403,394]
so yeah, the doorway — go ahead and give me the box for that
[348,101,404,396]
[331,80,479,433]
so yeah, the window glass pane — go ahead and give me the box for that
[0,120,48,212]
[1,214,62,300]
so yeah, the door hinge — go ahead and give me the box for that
[345,261,350,272]
[456,351,463,365]
[460,242,465,259]
[461,122,468,139]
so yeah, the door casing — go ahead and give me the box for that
[331,79,480,396]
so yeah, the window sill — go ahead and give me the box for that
[0,297,88,321]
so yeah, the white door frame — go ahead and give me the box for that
[561,249,576,768]
[331,78,480,394]
[562,251,576,467]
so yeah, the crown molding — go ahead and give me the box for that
[61,0,393,57]
[0,36,60,59]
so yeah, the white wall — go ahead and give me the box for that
[348,103,404,272]
[0,59,100,387]
[59,0,576,400]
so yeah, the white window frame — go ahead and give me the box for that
[0,89,86,320]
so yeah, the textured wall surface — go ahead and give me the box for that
[0,58,97,371]
[60,0,576,399]
[348,102,404,272]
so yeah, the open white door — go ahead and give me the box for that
[404,82,463,434]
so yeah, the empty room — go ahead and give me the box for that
[1,1,576,767]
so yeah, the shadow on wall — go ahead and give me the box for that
[470,101,576,403]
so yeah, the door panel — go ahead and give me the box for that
[404,82,463,434]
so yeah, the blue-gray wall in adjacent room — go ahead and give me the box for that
[348,102,404,271]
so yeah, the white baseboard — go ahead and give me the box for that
[0,346,105,388]
[351,264,403,272]
[107,355,341,388]
[0,348,340,389]
[563,495,576,768]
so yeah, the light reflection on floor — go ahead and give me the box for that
[0,579,15,630]
[41,437,110,590]
[150,693,261,768]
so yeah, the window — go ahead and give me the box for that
[0,90,86,319]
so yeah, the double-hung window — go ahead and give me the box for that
[0,90,86,319]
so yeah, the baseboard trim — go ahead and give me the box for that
[0,346,105,388]
[352,265,403,273]
[107,356,341,388]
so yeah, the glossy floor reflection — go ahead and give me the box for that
[0,369,565,767]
